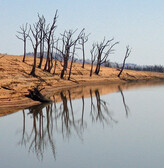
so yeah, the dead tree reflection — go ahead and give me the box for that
[56,90,85,139]
[19,87,119,160]
[90,89,117,125]
[80,95,85,127]
[90,89,96,121]
[19,103,56,160]
[118,85,130,117]
[30,103,55,160]
[18,110,27,147]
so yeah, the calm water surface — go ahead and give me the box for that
[0,84,164,168]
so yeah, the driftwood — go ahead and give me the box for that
[26,87,51,103]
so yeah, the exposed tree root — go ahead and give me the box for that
[26,87,51,103]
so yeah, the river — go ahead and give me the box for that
[0,82,164,168]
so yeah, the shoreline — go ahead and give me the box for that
[1,77,164,117]
[0,55,164,116]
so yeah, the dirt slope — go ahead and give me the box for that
[0,54,164,115]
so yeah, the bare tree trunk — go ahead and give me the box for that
[38,52,44,68]
[44,43,52,72]
[30,48,37,76]
[68,57,74,80]
[82,43,85,68]
[60,69,65,79]
[79,30,89,69]
[94,53,101,75]
[90,43,96,77]
[68,44,76,80]
[53,40,59,75]
[50,53,53,72]
[38,38,44,68]
[53,59,57,75]
[90,62,94,77]
[118,46,131,78]
[23,40,26,62]
[118,58,126,77]
[60,54,68,79]
[37,14,46,69]
[44,12,58,72]
[44,48,50,71]
[49,44,54,72]
[95,63,100,75]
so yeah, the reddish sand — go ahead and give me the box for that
[0,54,164,116]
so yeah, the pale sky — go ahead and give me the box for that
[0,0,164,65]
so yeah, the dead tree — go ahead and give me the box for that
[44,11,58,72]
[94,38,119,75]
[16,23,29,62]
[68,41,77,80]
[56,29,83,79]
[90,43,97,77]
[118,45,131,78]
[79,31,90,68]
[28,21,42,76]
[37,14,46,68]
[53,38,60,75]
[49,33,56,72]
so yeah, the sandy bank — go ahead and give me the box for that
[0,55,164,115]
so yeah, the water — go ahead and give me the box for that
[0,83,164,168]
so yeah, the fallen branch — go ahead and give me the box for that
[25,87,51,103]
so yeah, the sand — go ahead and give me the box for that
[0,54,164,116]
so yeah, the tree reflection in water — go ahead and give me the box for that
[26,103,55,160]
[18,87,129,160]
[57,90,85,139]
[118,85,130,117]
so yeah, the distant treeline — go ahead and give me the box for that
[104,62,164,73]
[126,64,164,73]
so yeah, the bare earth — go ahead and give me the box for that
[0,54,164,116]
